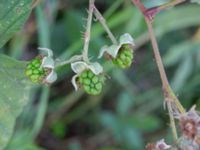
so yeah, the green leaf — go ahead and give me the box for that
[0,54,31,150]
[127,114,161,132]
[191,0,200,4]
[0,0,33,48]
[171,56,193,92]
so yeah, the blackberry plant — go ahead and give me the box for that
[0,0,200,149]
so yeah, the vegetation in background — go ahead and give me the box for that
[0,0,200,150]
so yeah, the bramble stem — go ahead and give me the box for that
[131,0,186,141]
[94,6,118,45]
[131,0,146,15]
[144,16,185,114]
[131,0,185,113]
[82,0,95,62]
[145,18,169,89]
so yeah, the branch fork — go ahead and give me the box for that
[132,0,186,22]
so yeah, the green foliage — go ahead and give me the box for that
[0,1,33,149]
[0,55,31,150]
[0,0,33,48]
[1,0,200,150]
[6,130,44,150]
[51,121,66,138]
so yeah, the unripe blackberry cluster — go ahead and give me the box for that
[25,57,48,83]
[112,45,133,69]
[78,70,104,95]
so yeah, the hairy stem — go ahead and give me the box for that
[145,18,169,89]
[131,0,186,140]
[145,12,182,140]
[131,0,185,113]
[94,6,118,45]
[82,0,95,62]
[144,18,185,114]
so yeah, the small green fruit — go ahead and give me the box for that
[79,70,104,95]
[25,57,47,83]
[112,44,134,69]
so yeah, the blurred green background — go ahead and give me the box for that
[1,0,200,149]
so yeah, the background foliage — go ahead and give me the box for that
[0,0,200,150]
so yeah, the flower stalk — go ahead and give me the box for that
[82,0,95,63]
[93,6,118,45]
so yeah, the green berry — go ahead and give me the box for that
[92,76,98,83]
[83,78,91,85]
[78,70,104,95]
[25,70,32,76]
[83,85,91,92]
[88,71,94,78]
[95,83,102,91]
[25,57,47,83]
[112,45,134,69]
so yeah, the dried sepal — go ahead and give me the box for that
[98,45,120,59]
[71,61,104,95]
[72,74,79,91]
[178,136,200,150]
[119,33,135,46]
[156,139,171,150]
[38,47,53,57]
[25,47,57,84]
[98,33,134,59]
[44,70,57,84]
[41,57,55,69]
[177,106,200,139]
[146,139,171,150]
[71,61,103,75]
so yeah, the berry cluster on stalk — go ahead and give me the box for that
[25,56,48,83]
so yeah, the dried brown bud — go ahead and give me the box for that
[146,139,171,150]
[178,106,200,139]
[194,135,200,145]
[146,143,156,150]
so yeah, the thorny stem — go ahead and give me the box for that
[145,18,169,90]
[93,6,118,45]
[144,16,185,114]
[131,0,186,140]
[82,0,95,63]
